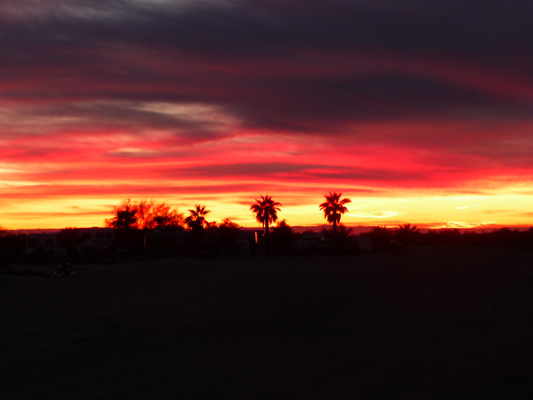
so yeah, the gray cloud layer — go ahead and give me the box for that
[2,0,531,130]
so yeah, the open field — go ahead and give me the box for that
[2,246,533,399]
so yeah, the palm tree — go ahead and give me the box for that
[319,192,351,233]
[105,199,138,230]
[250,195,281,238]
[185,204,210,232]
[397,223,418,234]
[396,223,419,244]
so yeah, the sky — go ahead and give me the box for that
[1,0,532,230]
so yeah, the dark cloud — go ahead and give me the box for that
[161,162,431,184]
[1,0,531,134]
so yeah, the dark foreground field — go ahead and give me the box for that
[2,246,533,399]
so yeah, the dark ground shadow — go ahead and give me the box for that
[1,246,532,399]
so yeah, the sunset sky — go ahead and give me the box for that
[1,0,532,230]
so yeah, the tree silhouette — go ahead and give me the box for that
[141,201,184,230]
[270,220,297,255]
[185,204,211,232]
[396,223,419,244]
[363,226,393,252]
[319,192,351,233]
[217,218,242,253]
[152,204,185,231]
[105,199,138,230]
[105,199,184,230]
[250,195,281,238]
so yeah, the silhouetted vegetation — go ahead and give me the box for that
[322,225,359,255]
[358,225,533,252]
[4,195,533,265]
[105,199,184,231]
[417,227,533,248]
[250,195,282,255]
[215,219,244,256]
[250,195,281,238]
[185,204,211,233]
[104,199,186,258]
[217,218,241,245]
[361,226,394,252]
[270,220,299,255]
[319,192,351,233]
[396,223,420,245]
[105,199,138,230]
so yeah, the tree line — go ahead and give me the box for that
[101,193,533,254]
[104,192,353,236]
[2,192,533,267]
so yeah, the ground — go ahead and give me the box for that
[2,246,532,399]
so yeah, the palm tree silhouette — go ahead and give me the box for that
[396,223,419,244]
[250,195,281,238]
[397,223,418,235]
[319,192,351,233]
[105,199,138,230]
[185,204,210,231]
